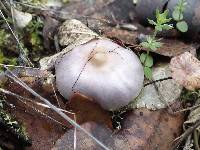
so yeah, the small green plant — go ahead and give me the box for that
[172,0,188,32]
[140,9,173,80]
[180,88,200,102]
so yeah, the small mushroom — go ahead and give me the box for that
[55,39,144,110]
[170,52,200,90]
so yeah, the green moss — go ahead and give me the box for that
[180,88,200,102]
[1,13,49,66]
[0,28,18,71]
[0,49,17,72]
[0,95,31,146]
[0,29,10,47]
[23,17,44,62]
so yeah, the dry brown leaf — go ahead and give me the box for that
[170,52,200,90]
[54,105,184,150]
[66,93,113,129]
[3,68,113,149]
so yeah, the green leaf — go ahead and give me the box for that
[140,41,150,49]
[156,9,172,25]
[172,10,183,21]
[140,36,162,51]
[176,21,188,32]
[153,9,172,32]
[148,19,157,26]
[161,24,173,30]
[144,66,152,80]
[155,25,163,32]
[140,53,153,67]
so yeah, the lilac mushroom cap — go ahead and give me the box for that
[55,39,144,110]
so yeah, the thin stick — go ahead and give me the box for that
[0,9,33,66]
[4,67,109,150]
[0,88,66,127]
[0,63,40,70]
[173,118,200,150]
[70,30,98,36]
[0,88,68,127]
[174,103,200,113]
[0,1,9,15]
[74,115,77,150]
[54,35,61,52]
[144,77,172,86]
[50,82,61,108]
[0,87,74,115]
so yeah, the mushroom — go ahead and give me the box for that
[55,39,144,111]
[170,52,200,90]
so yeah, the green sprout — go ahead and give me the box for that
[140,9,173,80]
[172,0,188,32]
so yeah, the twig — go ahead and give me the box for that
[9,0,16,34]
[144,77,172,86]
[174,103,200,113]
[0,88,68,128]
[4,66,109,150]
[74,115,77,150]
[0,63,40,70]
[173,117,200,150]
[0,87,74,114]
[0,1,9,15]
[54,35,60,52]
[50,82,61,108]
[194,130,200,150]
[0,9,33,67]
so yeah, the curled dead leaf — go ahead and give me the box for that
[170,52,200,90]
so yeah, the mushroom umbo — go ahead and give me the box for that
[55,38,144,111]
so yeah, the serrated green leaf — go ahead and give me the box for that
[140,53,153,67]
[176,21,188,32]
[141,36,162,51]
[156,9,160,20]
[144,66,152,80]
[140,41,150,49]
[156,9,171,25]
